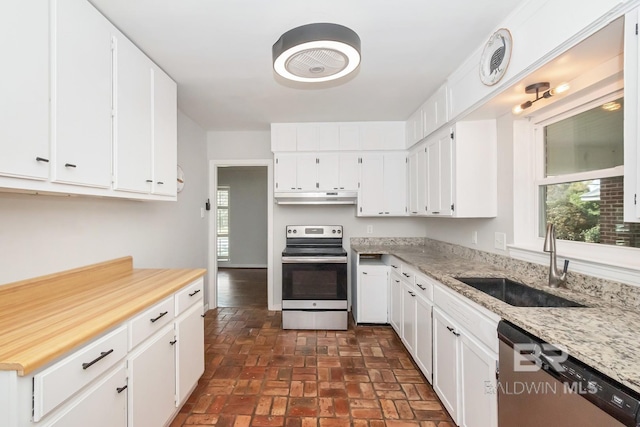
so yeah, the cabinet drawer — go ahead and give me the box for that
[414,272,434,301]
[434,285,498,352]
[401,265,416,284]
[175,277,204,316]
[129,296,174,350]
[33,325,127,421]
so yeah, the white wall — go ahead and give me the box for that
[217,166,268,268]
[207,131,272,159]
[0,111,209,286]
[423,113,515,254]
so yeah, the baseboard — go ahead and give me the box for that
[218,264,267,269]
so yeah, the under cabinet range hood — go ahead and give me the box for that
[274,191,357,205]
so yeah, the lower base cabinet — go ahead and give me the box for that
[128,325,176,427]
[176,303,205,405]
[389,271,403,334]
[433,307,498,427]
[414,295,433,383]
[48,365,127,427]
[401,280,417,354]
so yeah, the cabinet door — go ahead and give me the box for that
[401,281,416,354]
[176,304,204,405]
[319,124,340,151]
[460,334,498,427]
[152,66,178,196]
[414,296,433,383]
[296,154,317,191]
[275,154,297,191]
[296,124,319,151]
[426,136,442,214]
[358,153,385,215]
[0,0,50,180]
[389,272,403,334]
[408,150,419,214]
[338,153,359,191]
[317,153,340,190]
[48,366,127,427]
[128,326,176,427]
[434,84,449,129]
[358,268,388,323]
[383,152,407,215]
[52,0,112,188]
[271,123,297,151]
[433,308,460,424]
[113,33,153,194]
[417,146,428,215]
[339,124,360,150]
[440,133,454,216]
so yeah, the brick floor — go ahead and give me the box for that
[170,307,455,427]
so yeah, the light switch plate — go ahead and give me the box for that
[472,231,478,245]
[494,232,506,250]
[366,225,373,234]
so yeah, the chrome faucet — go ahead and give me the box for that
[543,223,569,288]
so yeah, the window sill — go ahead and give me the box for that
[508,243,640,287]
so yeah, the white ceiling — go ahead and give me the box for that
[89,0,524,131]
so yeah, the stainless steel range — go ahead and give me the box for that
[281,225,348,330]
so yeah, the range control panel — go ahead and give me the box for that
[286,225,342,238]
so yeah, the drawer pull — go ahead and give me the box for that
[391,265,398,269]
[402,273,410,278]
[446,326,460,337]
[82,349,113,370]
[150,311,169,323]
[146,179,153,183]
[408,291,415,297]
[116,385,128,394]
[64,163,77,168]
[157,181,164,185]
[362,272,368,275]
[169,339,177,346]
[188,289,201,297]
[417,284,426,290]
[35,157,49,163]
[201,314,206,318]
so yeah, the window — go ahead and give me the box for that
[535,94,640,248]
[217,186,230,261]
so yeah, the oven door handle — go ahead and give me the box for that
[282,256,347,264]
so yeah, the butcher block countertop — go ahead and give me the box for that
[0,257,206,376]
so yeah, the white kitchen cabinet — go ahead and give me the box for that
[339,124,360,150]
[271,123,362,152]
[296,123,342,151]
[354,261,389,324]
[317,153,359,191]
[274,153,316,191]
[0,0,50,181]
[113,33,153,194]
[424,121,496,218]
[433,283,499,427]
[405,107,425,148]
[52,0,112,188]
[360,122,405,150]
[151,65,178,197]
[401,280,417,355]
[433,307,461,423]
[176,303,204,405]
[414,294,433,383]
[389,270,403,335]
[128,325,176,427]
[423,83,449,138]
[459,333,498,427]
[426,130,453,216]
[271,123,297,151]
[408,145,428,216]
[47,365,127,427]
[358,152,407,216]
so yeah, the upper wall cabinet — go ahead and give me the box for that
[0,0,178,201]
[358,151,407,216]
[0,1,50,181]
[405,83,448,149]
[271,122,404,152]
[624,7,640,222]
[52,0,113,188]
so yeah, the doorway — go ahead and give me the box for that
[208,160,274,310]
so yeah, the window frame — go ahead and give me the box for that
[511,81,640,285]
[216,186,230,262]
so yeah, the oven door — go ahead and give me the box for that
[282,257,347,301]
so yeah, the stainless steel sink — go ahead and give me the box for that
[455,277,585,307]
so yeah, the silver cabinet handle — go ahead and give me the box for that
[64,163,76,168]
[36,157,49,163]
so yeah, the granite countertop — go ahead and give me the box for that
[352,244,640,394]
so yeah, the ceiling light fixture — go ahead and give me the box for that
[512,82,570,114]
[272,23,361,83]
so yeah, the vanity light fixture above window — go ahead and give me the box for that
[512,82,570,114]
[272,23,361,83]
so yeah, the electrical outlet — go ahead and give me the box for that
[471,231,478,245]
[366,225,373,234]
[494,232,507,250]
[200,207,205,218]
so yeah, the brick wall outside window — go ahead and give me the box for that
[600,176,640,247]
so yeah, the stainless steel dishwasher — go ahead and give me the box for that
[498,320,640,427]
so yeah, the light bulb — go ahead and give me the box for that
[550,83,570,95]
[512,105,524,114]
